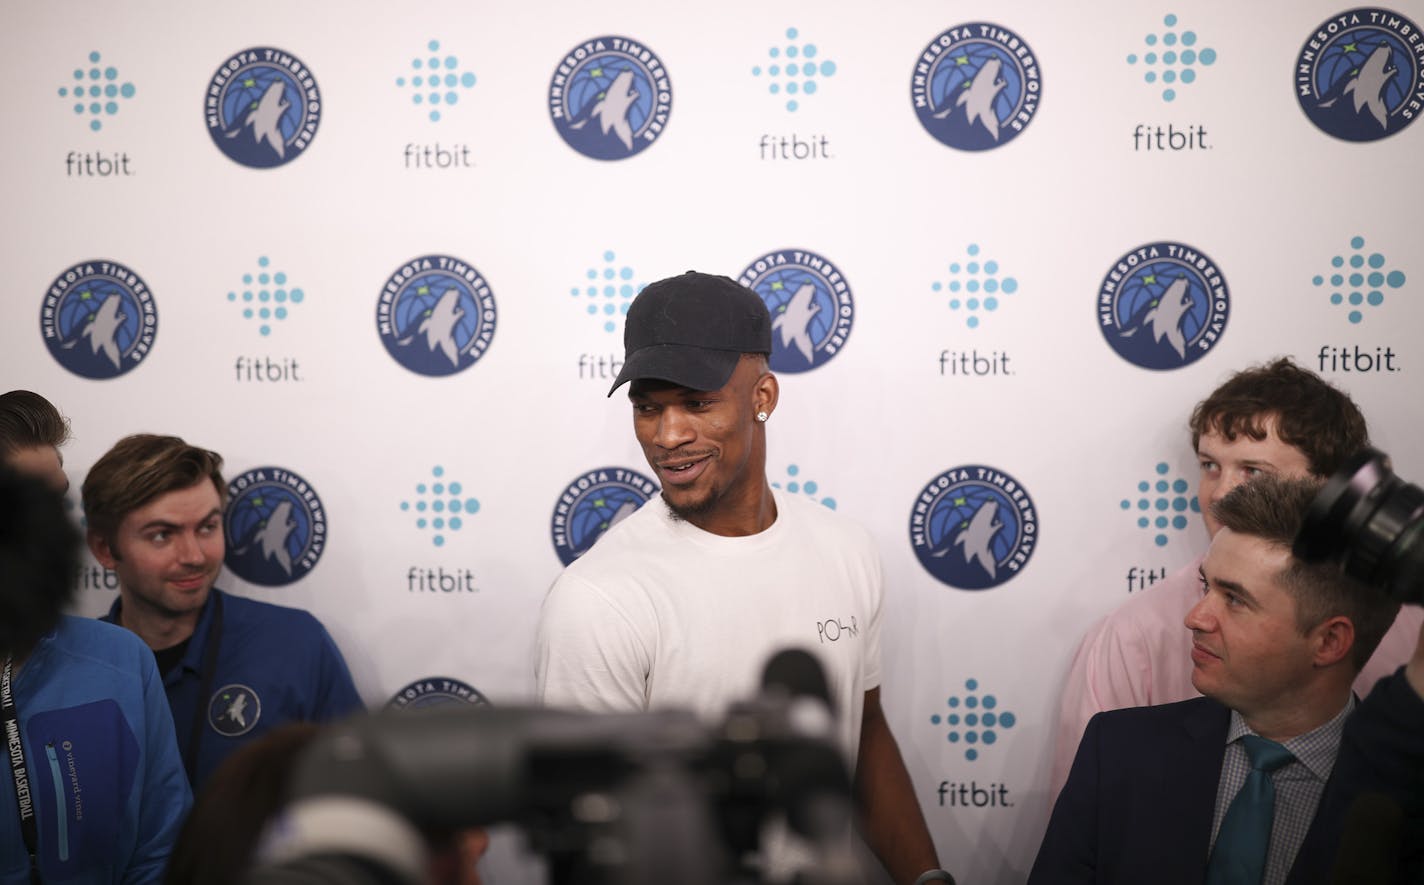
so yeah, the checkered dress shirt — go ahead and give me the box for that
[1209,697,1355,885]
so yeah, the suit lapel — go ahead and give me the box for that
[1172,698,1231,879]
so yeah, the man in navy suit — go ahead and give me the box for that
[1030,475,1424,885]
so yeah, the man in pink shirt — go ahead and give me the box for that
[1050,358,1424,801]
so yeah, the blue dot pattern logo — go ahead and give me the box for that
[752,27,838,113]
[41,259,157,380]
[1121,462,1200,547]
[1296,9,1423,142]
[396,39,477,123]
[208,684,261,737]
[205,47,321,168]
[401,465,480,548]
[227,256,304,336]
[1126,14,1217,103]
[551,467,658,566]
[388,677,490,710]
[224,467,327,587]
[911,23,1042,151]
[377,255,498,377]
[930,679,1016,761]
[572,250,645,334]
[910,465,1039,590]
[58,51,135,132]
[737,249,854,374]
[1312,235,1407,325]
[549,36,672,160]
[770,464,837,510]
[1098,241,1229,371]
[931,243,1020,329]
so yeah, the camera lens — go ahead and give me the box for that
[1296,448,1424,604]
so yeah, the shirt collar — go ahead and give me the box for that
[1225,695,1355,783]
[101,589,224,676]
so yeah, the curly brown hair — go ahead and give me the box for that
[1189,358,1368,477]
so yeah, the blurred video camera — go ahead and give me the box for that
[245,650,861,885]
[1296,447,1424,604]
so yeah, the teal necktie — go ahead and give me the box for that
[1206,735,1296,885]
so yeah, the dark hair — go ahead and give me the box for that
[82,435,226,546]
[1211,475,1400,671]
[0,390,70,458]
[0,468,80,658]
[164,723,321,885]
[1189,358,1368,477]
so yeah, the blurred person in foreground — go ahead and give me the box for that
[1,466,190,883]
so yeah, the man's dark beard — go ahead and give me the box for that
[661,489,718,523]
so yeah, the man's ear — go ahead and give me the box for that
[88,529,119,569]
[1310,615,1355,669]
[754,371,779,419]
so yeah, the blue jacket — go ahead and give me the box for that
[102,589,364,790]
[1,617,191,884]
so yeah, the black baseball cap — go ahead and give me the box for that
[608,271,772,396]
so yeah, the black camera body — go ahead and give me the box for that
[1295,447,1424,604]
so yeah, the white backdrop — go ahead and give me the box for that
[3,2,1421,882]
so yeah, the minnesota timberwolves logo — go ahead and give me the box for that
[377,255,497,376]
[208,684,260,737]
[388,677,490,710]
[41,259,157,379]
[551,466,658,566]
[910,465,1038,590]
[224,467,327,587]
[911,23,1042,151]
[1295,9,1423,142]
[548,35,672,160]
[1098,242,1228,371]
[737,249,854,373]
[205,47,321,168]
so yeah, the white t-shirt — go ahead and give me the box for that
[535,488,884,761]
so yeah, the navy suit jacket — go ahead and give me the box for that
[1029,671,1424,885]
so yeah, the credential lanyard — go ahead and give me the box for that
[2,658,43,885]
[183,593,224,787]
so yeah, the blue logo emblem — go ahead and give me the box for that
[752,27,838,113]
[59,50,136,132]
[910,465,1039,590]
[1098,241,1228,371]
[396,39,477,123]
[41,259,157,380]
[572,250,645,334]
[551,466,658,566]
[1296,9,1423,142]
[737,249,854,373]
[549,35,672,160]
[1127,14,1217,103]
[401,465,480,548]
[224,467,328,587]
[1312,234,1408,325]
[205,47,321,168]
[1122,462,1199,548]
[770,463,837,510]
[929,678,1017,761]
[377,255,498,377]
[388,677,490,710]
[931,243,1020,330]
[911,23,1042,151]
[227,256,305,337]
[208,684,261,737]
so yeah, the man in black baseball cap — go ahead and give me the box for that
[539,271,948,884]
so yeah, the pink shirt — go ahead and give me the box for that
[1050,556,1424,803]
